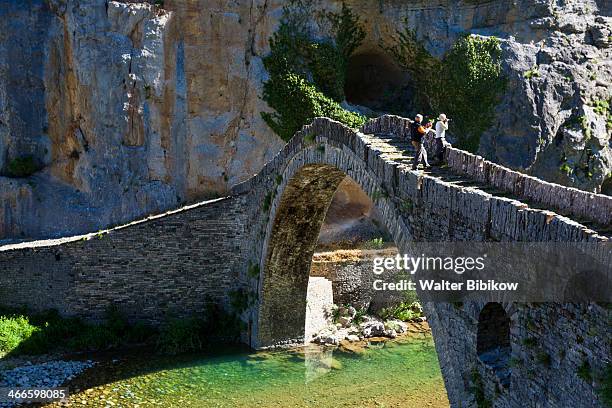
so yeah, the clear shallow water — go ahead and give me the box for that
[58,336,449,408]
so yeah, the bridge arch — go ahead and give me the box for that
[254,146,409,347]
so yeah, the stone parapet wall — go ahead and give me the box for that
[361,115,612,228]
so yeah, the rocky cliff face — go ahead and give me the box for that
[0,0,285,239]
[0,0,610,240]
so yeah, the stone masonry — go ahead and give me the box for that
[0,115,610,407]
[0,197,249,322]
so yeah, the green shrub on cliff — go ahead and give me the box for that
[261,2,366,141]
[382,25,441,110]
[7,156,38,178]
[384,26,506,152]
[440,35,506,152]
[262,73,365,141]
[327,2,366,60]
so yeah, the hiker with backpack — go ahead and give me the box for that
[410,114,431,170]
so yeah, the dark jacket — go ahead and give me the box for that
[410,121,427,143]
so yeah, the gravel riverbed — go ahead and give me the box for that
[0,360,95,407]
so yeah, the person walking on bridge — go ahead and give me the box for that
[434,113,450,163]
[410,114,430,170]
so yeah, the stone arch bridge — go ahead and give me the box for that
[1,116,610,407]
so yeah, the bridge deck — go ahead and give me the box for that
[366,132,612,238]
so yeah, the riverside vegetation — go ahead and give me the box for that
[0,303,242,357]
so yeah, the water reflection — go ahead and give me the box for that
[304,344,334,382]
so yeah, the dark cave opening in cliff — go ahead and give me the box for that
[344,51,414,115]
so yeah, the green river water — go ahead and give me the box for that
[52,335,449,408]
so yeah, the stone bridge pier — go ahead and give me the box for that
[1,116,610,407]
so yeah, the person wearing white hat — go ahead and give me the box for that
[434,113,450,162]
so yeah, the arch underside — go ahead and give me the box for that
[257,164,346,346]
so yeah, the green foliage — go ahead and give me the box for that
[371,189,389,201]
[228,288,251,314]
[599,363,612,407]
[263,20,345,100]
[262,191,273,212]
[261,3,366,141]
[364,237,384,249]
[471,368,492,408]
[303,133,315,144]
[578,360,592,382]
[352,307,367,325]
[68,325,119,351]
[0,307,156,355]
[508,357,522,368]
[379,301,423,322]
[203,301,244,340]
[437,36,506,152]
[536,351,552,367]
[522,337,538,348]
[523,66,540,79]
[262,73,365,141]
[381,23,439,110]
[400,200,413,213]
[0,315,38,354]
[156,318,204,355]
[156,301,243,355]
[327,2,366,59]
[247,261,260,279]
[560,163,572,175]
[592,98,612,129]
[7,156,39,178]
[384,29,506,152]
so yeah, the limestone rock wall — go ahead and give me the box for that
[0,0,285,240]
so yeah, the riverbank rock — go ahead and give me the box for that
[384,320,408,334]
